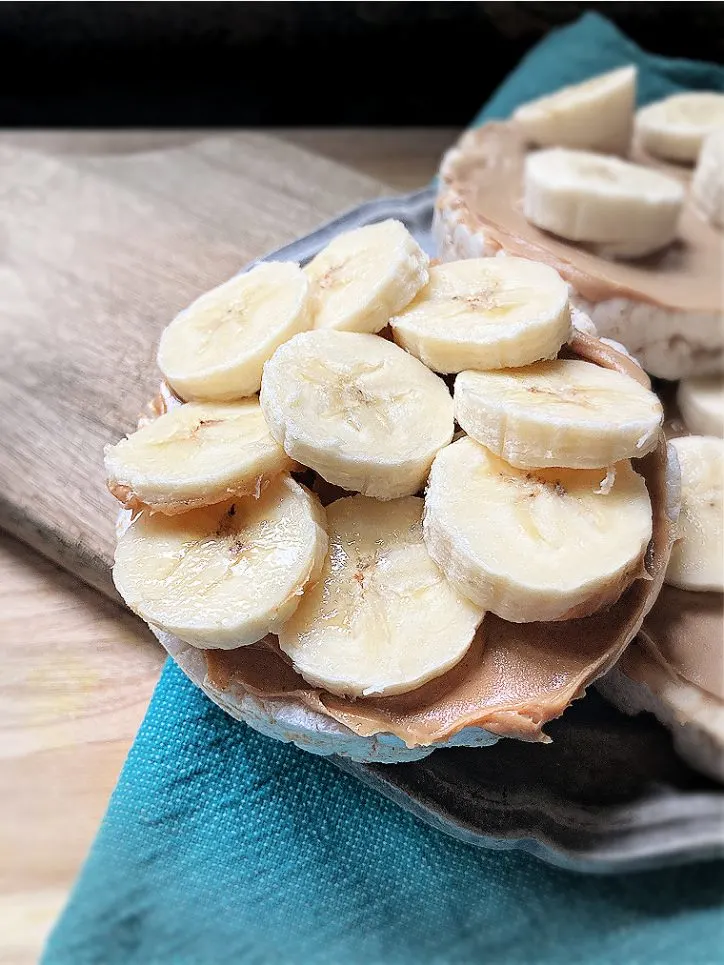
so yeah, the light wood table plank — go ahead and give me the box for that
[0,129,451,965]
[0,535,164,965]
[0,129,388,599]
[276,127,459,190]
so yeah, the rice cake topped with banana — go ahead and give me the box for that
[598,431,724,782]
[106,220,679,763]
[435,69,724,381]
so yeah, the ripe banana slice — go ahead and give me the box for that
[524,148,684,258]
[113,475,328,649]
[260,330,454,499]
[513,65,636,154]
[305,219,429,333]
[692,128,724,228]
[666,436,723,592]
[105,399,296,514]
[677,377,724,438]
[278,495,484,697]
[423,437,652,623]
[389,258,571,373]
[454,360,663,470]
[157,262,312,402]
[635,92,724,163]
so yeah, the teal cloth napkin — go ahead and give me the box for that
[44,13,724,965]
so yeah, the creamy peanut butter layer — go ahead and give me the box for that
[637,585,724,702]
[438,122,723,314]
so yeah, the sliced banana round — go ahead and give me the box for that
[454,360,663,470]
[692,128,724,228]
[677,377,724,438]
[113,475,328,649]
[260,330,454,499]
[513,65,636,155]
[278,495,484,697]
[104,399,296,514]
[157,262,312,402]
[305,219,429,334]
[635,92,724,163]
[389,258,571,373]
[424,437,652,623]
[666,436,723,592]
[524,148,684,258]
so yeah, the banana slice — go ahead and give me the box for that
[157,262,312,402]
[635,92,724,163]
[666,436,723,592]
[423,437,652,623]
[692,128,724,228]
[105,399,296,514]
[524,148,684,258]
[260,330,454,499]
[113,475,328,649]
[677,377,724,438]
[389,258,570,373]
[278,495,483,697]
[305,219,429,333]
[454,360,663,470]
[513,66,636,155]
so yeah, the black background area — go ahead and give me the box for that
[1,2,723,127]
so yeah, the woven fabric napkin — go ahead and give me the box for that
[43,13,724,965]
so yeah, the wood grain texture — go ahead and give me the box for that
[276,127,459,190]
[0,131,388,600]
[3,128,460,192]
[0,533,165,965]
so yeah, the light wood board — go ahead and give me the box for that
[0,533,165,965]
[0,131,388,600]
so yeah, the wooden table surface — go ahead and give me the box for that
[0,128,457,965]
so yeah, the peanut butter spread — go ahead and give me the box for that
[628,396,722,707]
[634,586,724,703]
[655,400,723,705]
[203,335,677,748]
[439,122,723,314]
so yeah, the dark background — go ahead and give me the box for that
[2,2,722,126]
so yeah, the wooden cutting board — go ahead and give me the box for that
[0,132,388,599]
